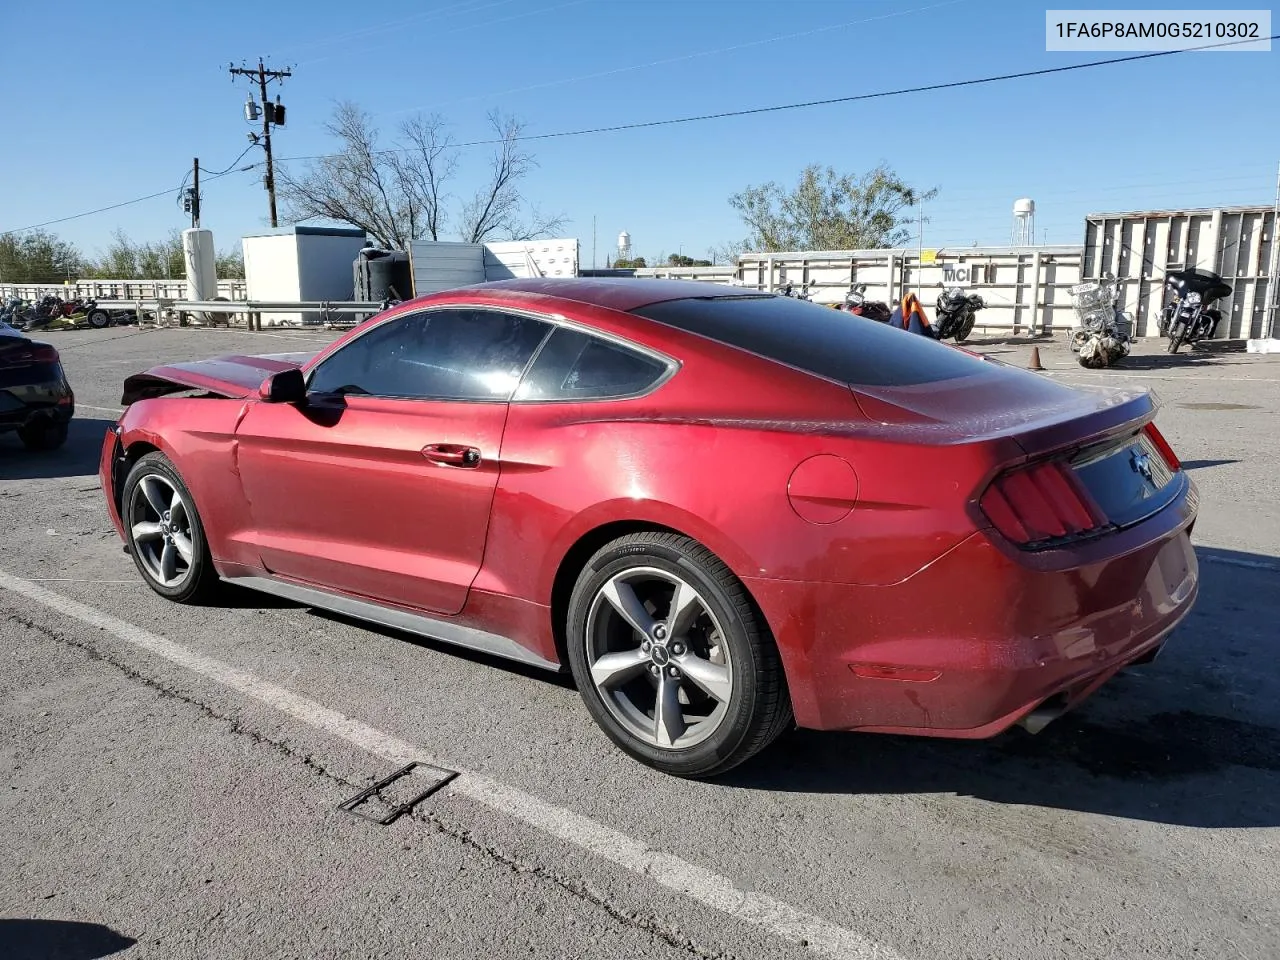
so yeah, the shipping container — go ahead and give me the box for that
[640,246,1084,336]
[1083,205,1279,339]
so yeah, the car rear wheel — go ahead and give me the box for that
[566,532,792,778]
[17,418,68,451]
[122,452,219,603]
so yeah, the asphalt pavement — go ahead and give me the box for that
[2,324,1278,960]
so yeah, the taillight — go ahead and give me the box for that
[979,459,1108,546]
[1142,422,1180,470]
[0,343,59,366]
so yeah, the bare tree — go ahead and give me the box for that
[277,103,413,248]
[707,239,749,266]
[391,113,456,242]
[277,104,566,249]
[458,112,566,244]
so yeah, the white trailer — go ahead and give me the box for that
[242,226,368,326]
[1083,205,1279,339]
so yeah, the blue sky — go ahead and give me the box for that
[2,0,1276,265]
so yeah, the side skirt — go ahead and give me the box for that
[223,575,560,673]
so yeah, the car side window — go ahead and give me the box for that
[513,328,669,401]
[308,308,550,401]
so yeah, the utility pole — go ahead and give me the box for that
[229,59,292,227]
[1266,159,1280,340]
[191,157,201,228]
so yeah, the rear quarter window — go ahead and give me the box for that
[633,295,987,386]
[514,328,669,401]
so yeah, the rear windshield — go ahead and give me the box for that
[633,295,987,387]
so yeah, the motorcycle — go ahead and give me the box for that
[933,286,985,343]
[1068,276,1132,368]
[13,295,65,332]
[0,296,24,325]
[841,284,892,322]
[1160,268,1231,353]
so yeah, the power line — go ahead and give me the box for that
[284,0,527,61]
[7,33,1274,238]
[2,187,187,236]
[307,0,594,69]
[0,164,257,237]
[200,143,259,178]
[282,33,1279,163]
[390,0,969,116]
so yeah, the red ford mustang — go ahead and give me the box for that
[100,279,1199,776]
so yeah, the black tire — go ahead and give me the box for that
[121,452,220,603]
[955,313,976,343]
[1168,323,1185,354]
[87,309,110,329]
[17,418,68,451]
[565,531,793,778]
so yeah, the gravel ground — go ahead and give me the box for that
[1,325,1277,960]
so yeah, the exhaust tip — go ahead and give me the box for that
[1018,694,1069,735]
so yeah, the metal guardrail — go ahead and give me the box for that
[91,298,391,331]
[0,280,248,301]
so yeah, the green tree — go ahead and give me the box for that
[87,229,185,279]
[728,164,937,252]
[215,248,245,279]
[84,230,244,280]
[707,240,749,265]
[0,230,84,283]
[667,254,712,267]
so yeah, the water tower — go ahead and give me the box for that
[1011,198,1036,246]
[617,230,632,262]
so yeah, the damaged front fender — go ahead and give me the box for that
[121,352,314,405]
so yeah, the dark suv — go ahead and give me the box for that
[0,321,74,450]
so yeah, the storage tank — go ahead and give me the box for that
[353,247,412,303]
[1011,199,1036,246]
[183,228,217,303]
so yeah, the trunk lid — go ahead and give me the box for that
[851,363,1182,548]
[121,352,314,405]
[850,362,1156,456]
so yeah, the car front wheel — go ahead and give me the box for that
[566,532,792,778]
[122,452,219,603]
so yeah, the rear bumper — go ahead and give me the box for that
[0,366,74,430]
[747,483,1199,736]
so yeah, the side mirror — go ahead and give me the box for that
[258,367,307,404]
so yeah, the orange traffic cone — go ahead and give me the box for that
[1028,346,1045,371]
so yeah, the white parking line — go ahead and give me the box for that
[0,570,895,960]
[243,331,338,343]
[1044,371,1280,383]
[76,403,124,416]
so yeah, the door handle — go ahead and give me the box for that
[422,443,481,468]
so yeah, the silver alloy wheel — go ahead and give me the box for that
[127,473,196,588]
[585,566,734,749]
